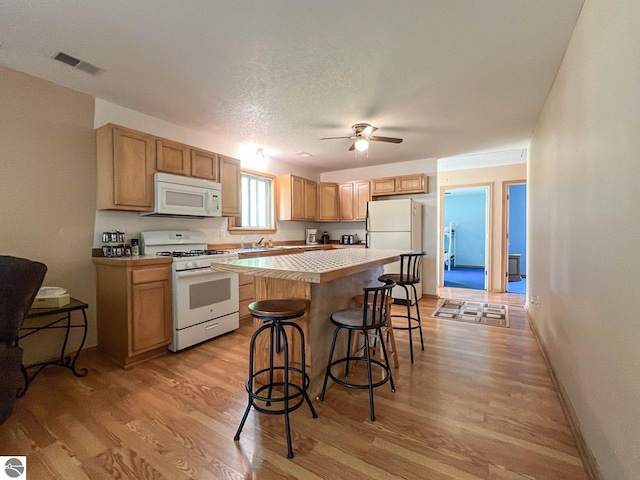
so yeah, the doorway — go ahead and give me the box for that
[442,186,489,291]
[504,182,527,294]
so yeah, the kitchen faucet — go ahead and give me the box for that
[256,237,264,247]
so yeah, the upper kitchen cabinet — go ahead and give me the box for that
[190,148,219,181]
[96,124,154,211]
[371,174,428,197]
[156,138,190,176]
[318,182,339,222]
[278,174,318,221]
[219,155,241,217]
[339,180,371,221]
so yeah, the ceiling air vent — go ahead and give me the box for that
[52,51,102,75]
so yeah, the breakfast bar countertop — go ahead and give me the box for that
[209,248,406,283]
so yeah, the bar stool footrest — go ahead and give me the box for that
[326,357,392,390]
[390,314,422,331]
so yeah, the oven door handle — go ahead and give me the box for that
[175,268,217,278]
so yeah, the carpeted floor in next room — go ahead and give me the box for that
[443,266,527,294]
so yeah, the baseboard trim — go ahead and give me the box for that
[524,306,603,480]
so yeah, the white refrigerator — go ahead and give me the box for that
[366,198,423,304]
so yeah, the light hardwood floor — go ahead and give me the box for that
[0,290,589,479]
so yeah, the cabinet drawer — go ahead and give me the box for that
[239,283,254,301]
[239,274,254,286]
[131,267,169,284]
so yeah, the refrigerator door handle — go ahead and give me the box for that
[366,232,370,248]
[365,202,370,232]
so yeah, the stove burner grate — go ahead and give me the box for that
[156,249,231,258]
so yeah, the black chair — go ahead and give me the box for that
[319,280,396,421]
[234,299,317,459]
[378,252,425,363]
[0,256,47,424]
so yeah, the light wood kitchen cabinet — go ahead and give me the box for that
[219,155,241,217]
[190,148,219,181]
[339,182,355,221]
[96,124,155,211]
[354,180,371,220]
[303,178,318,221]
[371,174,428,196]
[371,177,396,196]
[156,138,191,175]
[238,274,255,324]
[93,259,172,368]
[318,182,339,222]
[339,180,371,221]
[278,174,318,221]
[396,174,428,194]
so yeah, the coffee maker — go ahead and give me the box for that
[305,228,318,245]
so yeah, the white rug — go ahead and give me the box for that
[431,299,509,327]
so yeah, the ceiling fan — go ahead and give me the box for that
[320,123,403,151]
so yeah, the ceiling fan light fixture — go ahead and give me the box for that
[354,138,369,151]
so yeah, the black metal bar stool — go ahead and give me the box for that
[319,281,396,421]
[352,292,399,368]
[378,252,426,363]
[234,299,317,458]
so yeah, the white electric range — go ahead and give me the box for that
[140,230,239,352]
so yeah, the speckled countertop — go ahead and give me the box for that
[209,248,407,283]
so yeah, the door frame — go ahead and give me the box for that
[501,180,527,292]
[438,183,493,291]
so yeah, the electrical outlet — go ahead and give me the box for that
[530,295,539,306]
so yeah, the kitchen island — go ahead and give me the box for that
[209,248,406,398]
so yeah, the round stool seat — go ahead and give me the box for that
[248,299,306,321]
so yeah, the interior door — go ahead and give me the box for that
[442,186,489,291]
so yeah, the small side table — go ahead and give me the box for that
[18,298,89,397]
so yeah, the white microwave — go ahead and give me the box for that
[140,172,222,218]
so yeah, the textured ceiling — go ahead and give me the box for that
[0,1,583,172]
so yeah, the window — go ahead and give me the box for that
[229,169,276,233]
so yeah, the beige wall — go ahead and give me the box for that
[438,162,526,291]
[0,66,97,363]
[529,0,640,478]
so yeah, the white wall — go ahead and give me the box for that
[94,99,320,246]
[528,1,640,478]
[321,158,438,295]
[0,67,97,363]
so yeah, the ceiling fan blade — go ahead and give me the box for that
[370,135,403,144]
[320,135,354,140]
[348,142,356,151]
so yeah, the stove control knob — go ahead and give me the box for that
[186,261,194,269]
[192,260,201,268]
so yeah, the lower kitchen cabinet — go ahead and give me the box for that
[93,258,172,368]
[238,274,255,324]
